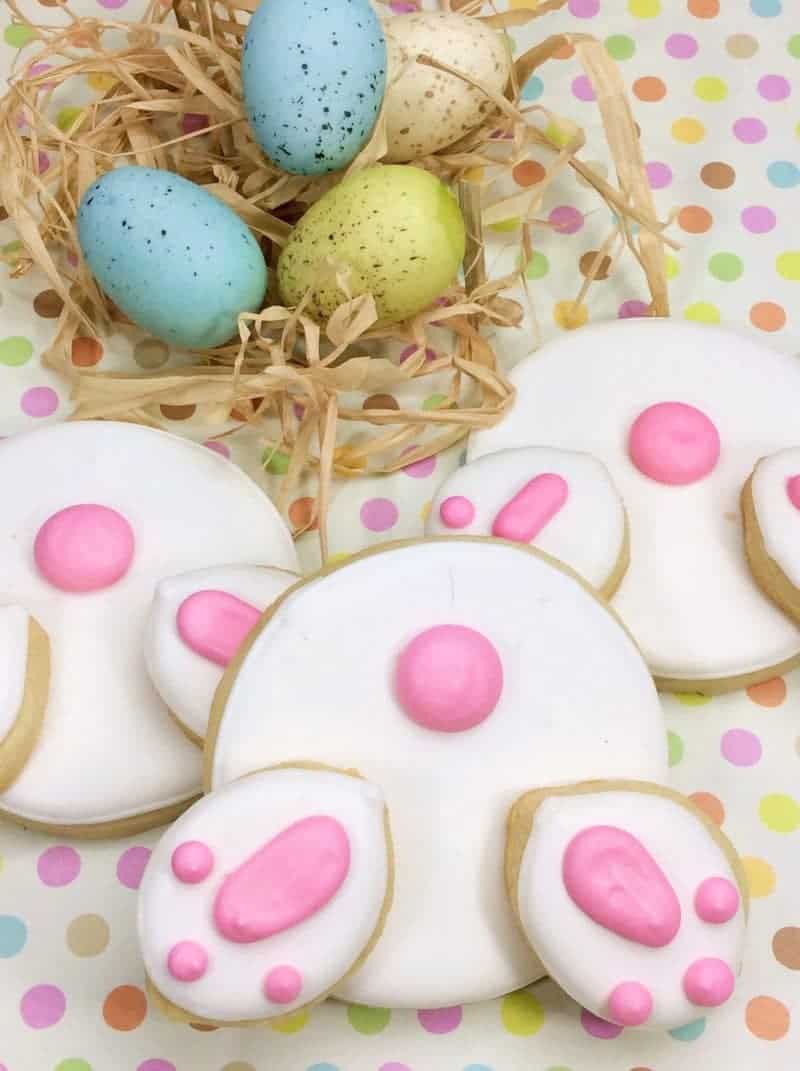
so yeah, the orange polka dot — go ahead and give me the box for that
[512,160,546,187]
[102,985,147,1031]
[289,496,318,532]
[71,337,103,368]
[633,76,667,102]
[33,289,64,319]
[700,161,735,189]
[678,205,713,233]
[690,791,725,826]
[689,0,719,15]
[750,302,786,333]
[189,1022,219,1032]
[160,403,197,421]
[363,394,399,411]
[745,996,790,1041]
[747,677,787,707]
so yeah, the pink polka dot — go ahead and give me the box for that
[21,386,58,418]
[400,344,436,364]
[379,1065,411,1071]
[168,941,208,982]
[181,113,209,135]
[97,0,129,8]
[36,151,49,175]
[618,300,650,319]
[360,498,399,533]
[20,984,66,1028]
[646,161,673,189]
[116,846,151,890]
[572,74,596,101]
[37,845,81,887]
[264,964,303,1004]
[439,496,475,529]
[137,1062,176,1071]
[741,205,776,233]
[733,117,767,143]
[401,447,436,479]
[203,440,230,459]
[629,401,720,486]
[569,0,600,14]
[171,841,213,884]
[549,205,584,235]
[758,75,790,101]
[720,728,762,766]
[389,0,418,11]
[34,504,135,593]
[417,1005,463,1033]
[666,34,699,59]
[581,1008,623,1038]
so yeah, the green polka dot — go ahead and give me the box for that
[546,1067,573,1071]
[347,1003,391,1035]
[665,254,680,279]
[674,691,712,706]
[489,218,520,233]
[263,448,290,475]
[2,240,23,256]
[694,77,728,103]
[422,393,448,411]
[3,23,35,47]
[668,730,685,766]
[544,120,571,148]
[759,793,800,833]
[55,1061,92,1071]
[500,990,544,1036]
[525,251,550,280]
[270,1009,309,1034]
[0,336,33,367]
[708,253,743,282]
[776,252,800,281]
[605,34,636,60]
[788,34,800,58]
[56,107,83,134]
[684,302,721,324]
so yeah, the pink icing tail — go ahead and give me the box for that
[176,589,261,667]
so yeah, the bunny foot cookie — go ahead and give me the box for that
[138,766,393,1025]
[0,421,297,836]
[506,781,747,1030]
[469,320,800,693]
[742,448,800,626]
[145,565,298,743]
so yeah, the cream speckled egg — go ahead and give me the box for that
[382,13,512,163]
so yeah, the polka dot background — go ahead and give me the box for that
[1,0,799,1068]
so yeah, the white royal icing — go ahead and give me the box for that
[208,539,666,1008]
[0,421,298,829]
[425,447,626,593]
[145,565,298,742]
[0,606,31,745]
[516,788,746,1030]
[469,320,800,685]
[750,449,800,590]
[138,767,390,1023]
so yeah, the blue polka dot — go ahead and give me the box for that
[306,1065,339,1071]
[750,0,782,14]
[464,1066,494,1071]
[522,76,544,102]
[768,161,800,188]
[670,1018,707,1041]
[0,915,27,957]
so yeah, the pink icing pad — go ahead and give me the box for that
[628,401,720,486]
[562,825,681,948]
[167,940,208,982]
[395,624,504,733]
[607,981,653,1027]
[682,957,735,1007]
[694,877,740,924]
[263,965,303,1005]
[34,503,135,592]
[177,589,262,667]
[491,473,569,543]
[786,475,800,511]
[439,496,475,529]
[171,841,214,884]
[213,816,350,943]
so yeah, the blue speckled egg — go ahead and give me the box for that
[242,0,386,176]
[77,167,267,350]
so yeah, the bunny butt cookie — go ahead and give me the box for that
[742,448,800,625]
[0,607,50,791]
[200,538,667,1008]
[469,320,800,693]
[425,447,628,597]
[0,421,298,835]
[145,565,298,743]
[506,781,747,1030]
[138,766,393,1025]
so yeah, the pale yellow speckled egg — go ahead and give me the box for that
[382,12,512,164]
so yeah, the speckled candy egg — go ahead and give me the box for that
[77,167,267,350]
[242,0,386,176]
[383,13,511,163]
[277,164,466,323]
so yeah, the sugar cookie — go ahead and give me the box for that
[0,421,298,835]
[425,447,628,597]
[506,780,747,1030]
[138,765,393,1025]
[145,565,298,743]
[0,607,50,791]
[742,449,800,625]
[202,538,666,1008]
[469,320,800,692]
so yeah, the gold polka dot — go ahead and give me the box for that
[160,403,196,421]
[554,300,588,330]
[33,289,64,318]
[133,338,169,369]
[579,251,612,280]
[66,913,110,957]
[773,927,800,970]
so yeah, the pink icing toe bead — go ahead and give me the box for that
[34,503,135,592]
[439,495,475,529]
[264,964,303,1005]
[395,624,504,733]
[683,957,735,1007]
[167,940,208,982]
[786,475,800,510]
[628,401,720,486]
[491,473,569,543]
[695,877,740,924]
[177,589,262,667]
[607,981,653,1027]
[171,841,214,884]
